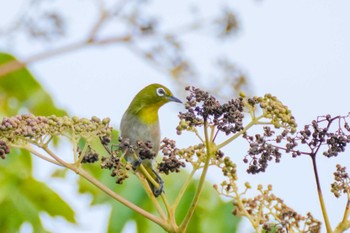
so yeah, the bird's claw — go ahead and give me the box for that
[133,161,164,197]
[131,158,142,170]
[152,183,163,197]
[151,169,164,197]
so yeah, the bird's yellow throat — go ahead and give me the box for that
[137,104,161,124]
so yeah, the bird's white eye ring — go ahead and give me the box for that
[156,87,166,96]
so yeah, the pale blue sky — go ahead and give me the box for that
[1,0,350,232]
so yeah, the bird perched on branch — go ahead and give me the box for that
[120,83,182,197]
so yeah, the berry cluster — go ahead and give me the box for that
[116,137,156,160]
[243,127,282,174]
[80,146,99,164]
[297,115,350,158]
[101,154,130,184]
[101,136,159,183]
[137,140,156,160]
[175,86,298,178]
[158,138,185,174]
[177,86,244,135]
[243,114,350,174]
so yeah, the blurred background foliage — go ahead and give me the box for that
[0,53,74,233]
[77,162,240,233]
[0,0,244,232]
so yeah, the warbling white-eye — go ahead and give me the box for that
[120,83,182,197]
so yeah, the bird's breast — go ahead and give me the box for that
[120,112,161,153]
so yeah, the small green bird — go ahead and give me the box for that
[120,83,182,197]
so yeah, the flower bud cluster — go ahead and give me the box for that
[100,135,111,146]
[221,156,237,181]
[176,87,299,175]
[0,140,10,159]
[257,94,297,133]
[331,164,350,198]
[177,144,206,167]
[0,114,112,145]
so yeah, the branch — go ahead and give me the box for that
[0,35,131,78]
[39,145,169,231]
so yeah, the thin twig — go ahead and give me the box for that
[0,35,131,78]
[21,144,63,167]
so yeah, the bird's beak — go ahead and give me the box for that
[168,95,182,103]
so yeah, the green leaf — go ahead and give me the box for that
[167,172,240,233]
[0,53,73,232]
[20,177,76,223]
[0,149,76,232]
[51,168,69,179]
[0,53,66,117]
[77,158,241,232]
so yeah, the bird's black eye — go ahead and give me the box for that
[156,87,166,97]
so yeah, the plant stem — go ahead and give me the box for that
[334,199,350,233]
[172,168,197,209]
[160,193,172,218]
[233,190,259,231]
[311,156,332,233]
[138,167,178,232]
[193,128,205,144]
[179,120,212,232]
[209,125,215,142]
[161,193,178,232]
[75,141,89,165]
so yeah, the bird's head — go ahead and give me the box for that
[126,83,182,117]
